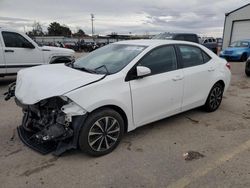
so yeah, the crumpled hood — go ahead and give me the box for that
[15,64,105,105]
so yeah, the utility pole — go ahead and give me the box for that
[91,13,94,36]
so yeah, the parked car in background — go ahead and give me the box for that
[153,33,219,54]
[0,28,75,77]
[63,42,79,51]
[219,40,250,62]
[54,42,65,48]
[8,40,231,156]
[201,37,218,54]
[152,33,200,43]
[80,42,99,52]
[245,58,250,76]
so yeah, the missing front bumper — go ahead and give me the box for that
[17,114,88,156]
[17,126,57,154]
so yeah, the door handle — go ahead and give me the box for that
[172,75,184,81]
[208,67,215,72]
[4,49,14,53]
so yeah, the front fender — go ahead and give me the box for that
[64,77,135,131]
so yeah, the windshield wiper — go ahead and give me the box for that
[65,59,75,68]
[66,60,109,74]
[65,60,95,73]
[95,65,110,75]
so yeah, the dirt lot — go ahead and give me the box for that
[0,62,250,188]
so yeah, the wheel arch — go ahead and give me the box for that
[89,105,129,133]
[205,79,226,104]
[215,80,225,89]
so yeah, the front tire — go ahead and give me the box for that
[79,108,124,156]
[204,83,224,112]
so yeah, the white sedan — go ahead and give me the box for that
[11,40,231,156]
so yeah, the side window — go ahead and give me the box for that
[179,45,204,68]
[2,31,32,48]
[139,46,177,75]
[208,38,212,43]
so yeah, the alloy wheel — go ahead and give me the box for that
[88,116,120,152]
[209,86,222,110]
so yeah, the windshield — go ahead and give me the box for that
[73,44,147,74]
[152,33,174,40]
[230,41,249,48]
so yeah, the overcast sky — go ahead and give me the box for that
[0,0,249,37]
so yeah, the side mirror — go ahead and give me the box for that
[136,66,151,78]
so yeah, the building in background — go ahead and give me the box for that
[222,3,250,49]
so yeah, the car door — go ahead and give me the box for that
[129,45,184,127]
[1,31,44,74]
[177,44,215,111]
[0,35,6,74]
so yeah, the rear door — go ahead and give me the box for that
[1,31,44,73]
[129,45,184,127]
[176,44,214,111]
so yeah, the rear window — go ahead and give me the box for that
[179,45,211,68]
[184,35,198,43]
[174,35,185,41]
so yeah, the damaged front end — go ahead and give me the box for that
[16,97,87,156]
[4,82,16,101]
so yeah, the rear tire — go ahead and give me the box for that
[204,83,224,112]
[79,108,124,156]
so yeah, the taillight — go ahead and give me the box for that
[226,62,231,70]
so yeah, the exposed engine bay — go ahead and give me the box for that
[15,96,87,155]
[20,97,72,142]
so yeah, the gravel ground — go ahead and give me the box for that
[0,61,249,188]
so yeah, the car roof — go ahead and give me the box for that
[116,39,199,47]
